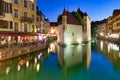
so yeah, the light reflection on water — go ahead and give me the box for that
[0,40,120,80]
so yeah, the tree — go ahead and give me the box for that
[71,12,85,25]
[91,22,97,34]
[57,14,62,23]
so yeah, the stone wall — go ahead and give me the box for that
[0,44,46,61]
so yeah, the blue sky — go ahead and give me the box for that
[36,0,120,22]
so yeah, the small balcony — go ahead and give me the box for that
[21,16,34,23]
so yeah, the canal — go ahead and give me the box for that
[0,40,120,80]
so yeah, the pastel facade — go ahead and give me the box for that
[112,9,120,33]
[0,0,37,45]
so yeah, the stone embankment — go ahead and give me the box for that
[0,43,47,61]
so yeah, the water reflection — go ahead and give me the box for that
[0,51,47,80]
[100,41,103,51]
[58,42,91,79]
[49,41,58,53]
[0,40,120,80]
[93,40,120,71]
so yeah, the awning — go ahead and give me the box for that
[0,31,39,36]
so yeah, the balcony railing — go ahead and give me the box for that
[21,16,34,23]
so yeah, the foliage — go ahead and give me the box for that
[57,15,62,23]
[91,22,97,34]
[71,12,85,25]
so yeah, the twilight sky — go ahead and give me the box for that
[36,0,120,22]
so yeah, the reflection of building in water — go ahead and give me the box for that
[58,42,91,79]
[94,40,120,71]
[0,52,44,80]
[49,41,58,53]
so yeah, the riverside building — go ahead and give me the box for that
[0,0,37,46]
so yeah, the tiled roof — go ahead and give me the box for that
[62,9,81,25]
[58,8,88,25]
[66,11,81,25]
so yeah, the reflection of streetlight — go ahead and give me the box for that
[37,63,40,72]
[34,58,37,64]
[18,65,21,71]
[26,61,29,68]
[50,43,55,52]
[108,44,110,53]
[100,32,104,36]
[100,41,103,51]
[37,28,40,31]
[6,67,10,74]
[38,53,42,59]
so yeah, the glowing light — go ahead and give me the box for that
[108,43,119,51]
[34,58,37,64]
[38,53,42,59]
[48,48,50,54]
[36,63,40,72]
[51,29,55,34]
[100,32,104,36]
[17,65,21,71]
[30,0,34,2]
[38,36,42,40]
[26,61,29,68]
[37,28,40,30]
[8,36,11,42]
[106,33,119,39]
[100,41,103,51]
[108,44,110,53]
[6,67,10,74]
[50,43,55,52]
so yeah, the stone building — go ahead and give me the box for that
[0,0,37,46]
[58,8,91,45]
